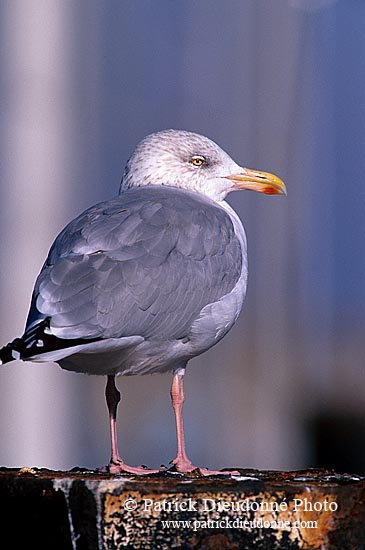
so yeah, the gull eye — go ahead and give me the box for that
[190,155,207,167]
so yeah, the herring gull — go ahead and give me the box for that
[0,129,286,475]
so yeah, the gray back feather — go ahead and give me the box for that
[26,186,243,341]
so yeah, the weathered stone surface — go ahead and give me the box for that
[0,467,364,549]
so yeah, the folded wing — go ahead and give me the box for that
[24,186,242,346]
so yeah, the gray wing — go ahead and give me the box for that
[25,186,242,342]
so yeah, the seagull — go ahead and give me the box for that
[0,129,286,475]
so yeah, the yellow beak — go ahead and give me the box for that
[226,168,287,195]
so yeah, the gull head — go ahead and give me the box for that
[120,129,286,202]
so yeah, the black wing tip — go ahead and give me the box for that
[22,318,102,357]
[1,318,102,364]
[0,338,24,365]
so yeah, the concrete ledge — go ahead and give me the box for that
[1,467,364,549]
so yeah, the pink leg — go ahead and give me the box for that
[104,375,158,475]
[170,368,196,472]
[170,368,239,476]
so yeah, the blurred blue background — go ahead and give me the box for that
[0,0,364,473]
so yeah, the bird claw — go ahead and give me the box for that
[99,459,159,475]
[194,467,240,477]
[168,456,238,476]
